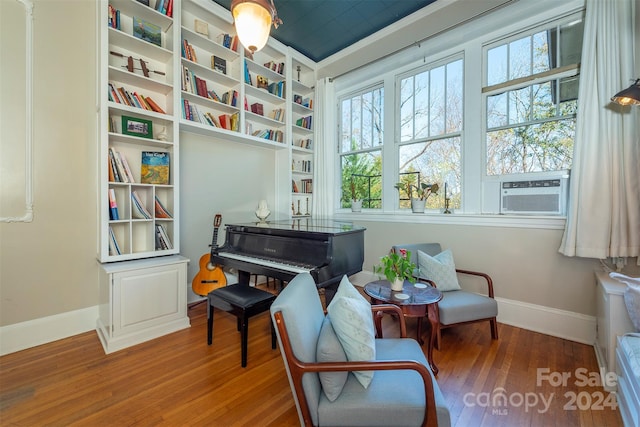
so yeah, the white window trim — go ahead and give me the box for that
[330,0,584,229]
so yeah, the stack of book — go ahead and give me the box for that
[155,224,173,250]
[131,190,152,219]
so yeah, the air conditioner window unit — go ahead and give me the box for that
[500,177,569,215]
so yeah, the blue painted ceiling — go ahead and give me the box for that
[211,0,437,62]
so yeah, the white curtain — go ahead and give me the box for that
[312,77,336,219]
[559,0,640,260]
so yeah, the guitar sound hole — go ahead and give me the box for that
[207,263,216,271]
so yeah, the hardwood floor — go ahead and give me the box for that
[0,287,623,426]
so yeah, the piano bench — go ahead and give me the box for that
[207,284,277,367]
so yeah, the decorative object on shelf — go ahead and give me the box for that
[141,151,170,184]
[395,180,439,213]
[110,51,166,78]
[296,200,302,216]
[373,249,417,291]
[611,78,640,106]
[156,126,167,141]
[296,65,301,82]
[122,116,153,138]
[443,182,452,214]
[194,18,209,36]
[230,0,282,54]
[305,197,310,216]
[255,199,270,223]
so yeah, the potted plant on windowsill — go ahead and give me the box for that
[373,249,416,291]
[350,179,362,212]
[394,181,439,213]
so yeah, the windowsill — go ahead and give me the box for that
[334,210,566,230]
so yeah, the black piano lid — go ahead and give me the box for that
[225,219,365,236]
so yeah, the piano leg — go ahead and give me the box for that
[238,270,251,286]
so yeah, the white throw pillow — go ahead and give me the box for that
[417,249,461,292]
[326,275,376,388]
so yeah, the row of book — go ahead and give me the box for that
[131,190,152,219]
[291,179,313,194]
[293,159,312,173]
[253,76,286,98]
[108,5,121,30]
[218,33,239,52]
[181,66,239,107]
[155,224,173,250]
[252,128,284,143]
[263,61,285,75]
[109,189,173,221]
[295,115,313,130]
[293,94,313,109]
[182,39,197,62]
[182,99,239,131]
[108,83,165,114]
[293,138,313,150]
[109,226,122,255]
[149,0,173,17]
[108,147,136,183]
[270,108,285,122]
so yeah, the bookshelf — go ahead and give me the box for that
[100,0,180,262]
[98,0,188,353]
[100,0,317,259]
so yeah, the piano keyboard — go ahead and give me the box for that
[216,251,315,274]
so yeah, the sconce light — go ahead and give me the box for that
[611,79,640,106]
[231,0,282,54]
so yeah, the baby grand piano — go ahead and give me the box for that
[212,220,365,302]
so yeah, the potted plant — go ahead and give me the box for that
[394,181,439,213]
[373,249,416,291]
[350,178,362,212]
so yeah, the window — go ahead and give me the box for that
[339,86,384,209]
[484,17,583,176]
[398,58,463,209]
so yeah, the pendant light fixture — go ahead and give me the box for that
[230,0,282,54]
[611,79,640,106]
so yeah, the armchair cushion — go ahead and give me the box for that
[316,315,348,401]
[317,338,451,427]
[417,249,461,291]
[438,290,498,325]
[327,275,376,388]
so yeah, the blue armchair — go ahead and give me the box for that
[270,272,450,427]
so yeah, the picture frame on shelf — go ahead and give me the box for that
[133,17,162,47]
[122,115,153,139]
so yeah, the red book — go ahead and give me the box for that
[219,114,229,130]
[145,97,166,114]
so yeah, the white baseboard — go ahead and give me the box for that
[496,297,596,345]
[0,305,99,356]
[0,296,596,356]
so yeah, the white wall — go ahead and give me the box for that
[179,132,278,302]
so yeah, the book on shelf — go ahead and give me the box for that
[132,17,162,47]
[194,19,209,36]
[108,188,119,220]
[108,5,121,30]
[212,56,226,74]
[292,180,299,193]
[141,151,170,184]
[108,148,123,182]
[154,196,173,218]
[109,226,122,255]
[251,103,264,115]
[131,190,152,219]
[244,62,253,85]
[145,96,165,114]
[155,224,173,250]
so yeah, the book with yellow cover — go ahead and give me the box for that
[141,151,170,184]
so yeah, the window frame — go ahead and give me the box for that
[330,0,584,229]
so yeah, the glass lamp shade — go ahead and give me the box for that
[231,0,273,53]
[611,79,640,106]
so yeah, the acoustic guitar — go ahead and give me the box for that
[192,214,227,296]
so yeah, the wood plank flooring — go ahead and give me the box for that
[0,286,623,426]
